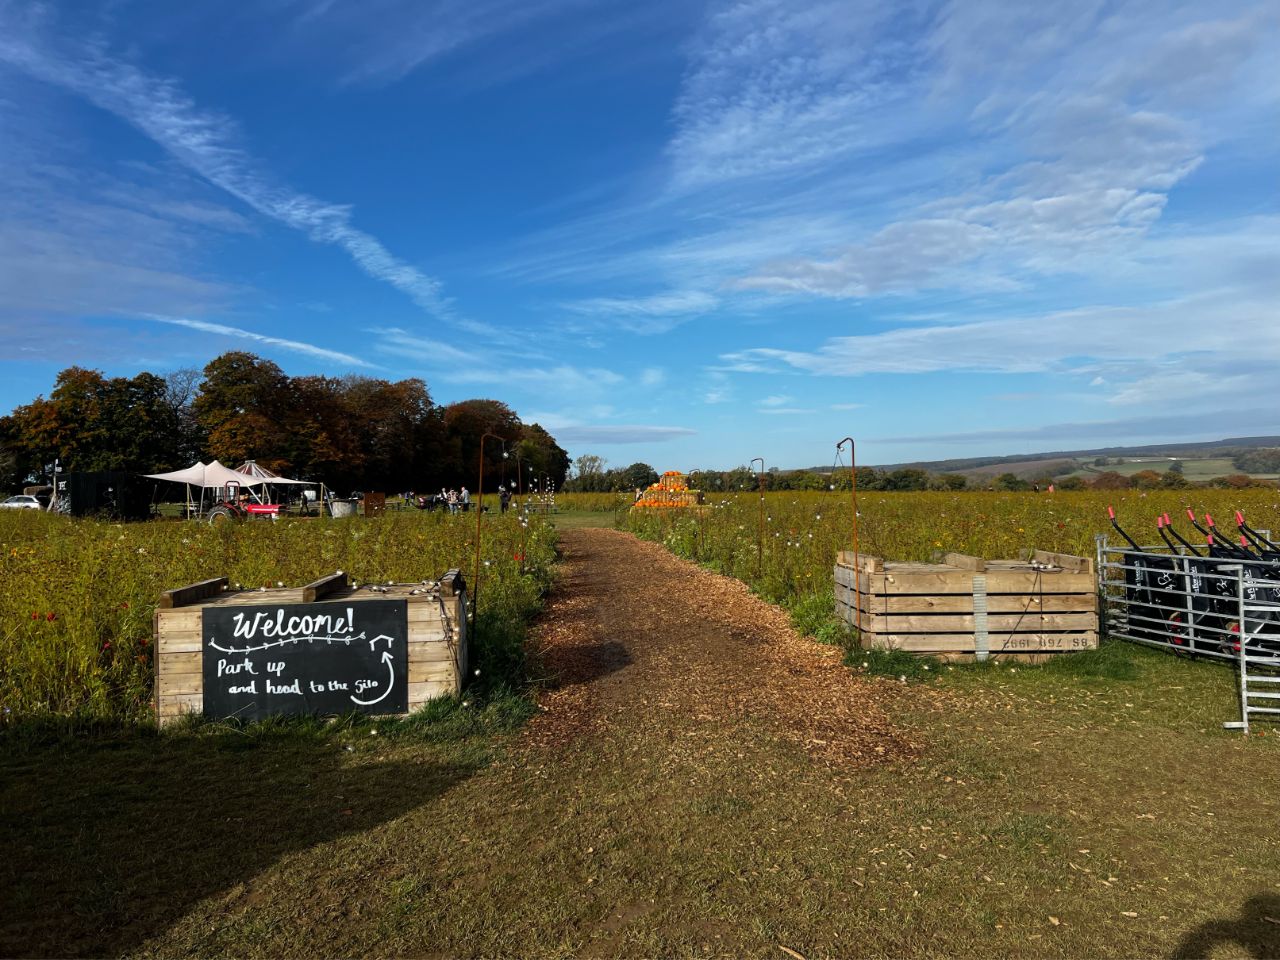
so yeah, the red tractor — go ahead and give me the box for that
[205,481,282,523]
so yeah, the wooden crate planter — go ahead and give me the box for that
[834,551,1097,658]
[154,569,468,725]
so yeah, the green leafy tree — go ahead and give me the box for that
[885,468,930,491]
[617,462,659,491]
[7,367,175,475]
[993,472,1030,491]
[441,399,522,491]
[1090,471,1132,490]
[193,352,292,467]
[515,423,570,491]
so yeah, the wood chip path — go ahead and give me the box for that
[521,528,918,767]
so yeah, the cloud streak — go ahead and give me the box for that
[0,5,458,322]
[147,315,374,367]
[552,424,696,444]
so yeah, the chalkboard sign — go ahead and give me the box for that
[201,599,409,721]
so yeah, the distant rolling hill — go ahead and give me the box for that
[868,436,1280,477]
[797,436,1280,481]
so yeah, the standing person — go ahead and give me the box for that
[447,489,458,514]
[499,484,511,513]
[460,487,471,512]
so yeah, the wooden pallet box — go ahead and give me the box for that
[154,570,468,725]
[834,551,1098,658]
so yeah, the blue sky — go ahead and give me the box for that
[1,0,1277,470]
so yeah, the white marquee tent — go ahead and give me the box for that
[233,461,313,485]
[145,460,264,488]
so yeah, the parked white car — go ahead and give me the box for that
[0,495,44,510]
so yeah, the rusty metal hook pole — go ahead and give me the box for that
[750,457,766,581]
[473,432,508,623]
[836,437,861,638]
[514,452,525,575]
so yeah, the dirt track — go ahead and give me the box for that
[521,528,917,767]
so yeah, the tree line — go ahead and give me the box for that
[562,457,1279,494]
[0,352,570,495]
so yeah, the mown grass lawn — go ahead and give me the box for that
[3,636,1277,958]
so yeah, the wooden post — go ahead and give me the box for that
[158,576,228,609]
[302,571,348,602]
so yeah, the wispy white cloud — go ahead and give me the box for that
[724,285,1280,407]
[146,315,374,367]
[0,5,463,324]
[562,290,719,331]
[442,364,625,390]
[553,424,696,444]
[368,327,487,367]
[667,0,922,191]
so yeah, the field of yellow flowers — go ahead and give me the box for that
[624,488,1280,610]
[0,510,554,725]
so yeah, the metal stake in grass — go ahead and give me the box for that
[473,432,508,622]
[514,449,526,574]
[750,457,765,580]
[836,437,861,638]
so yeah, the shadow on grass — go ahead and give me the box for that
[0,726,480,957]
[1171,892,1280,959]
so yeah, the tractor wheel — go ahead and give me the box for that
[207,505,236,525]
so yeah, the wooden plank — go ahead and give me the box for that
[407,605,445,624]
[409,661,460,684]
[157,635,202,654]
[158,673,204,696]
[850,611,1097,632]
[836,552,883,572]
[201,589,306,606]
[408,685,455,710]
[158,651,202,674]
[302,571,348,603]
[944,552,986,571]
[157,693,203,717]
[1033,550,1095,574]
[155,609,202,633]
[836,565,1097,594]
[159,577,227,609]
[862,632,1097,653]
[835,588,1096,614]
[407,641,458,665]
[869,570,1095,594]
[439,569,466,596]
[156,611,202,654]
[409,679,459,702]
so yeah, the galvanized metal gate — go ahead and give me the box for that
[1096,533,1280,730]
[1222,563,1280,733]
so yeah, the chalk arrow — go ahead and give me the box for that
[350,650,395,707]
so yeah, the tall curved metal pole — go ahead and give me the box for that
[473,432,507,622]
[750,457,765,579]
[837,437,861,637]
[514,451,525,574]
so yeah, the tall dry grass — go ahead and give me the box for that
[0,511,554,724]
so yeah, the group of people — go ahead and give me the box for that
[414,487,471,512]
[411,485,517,514]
